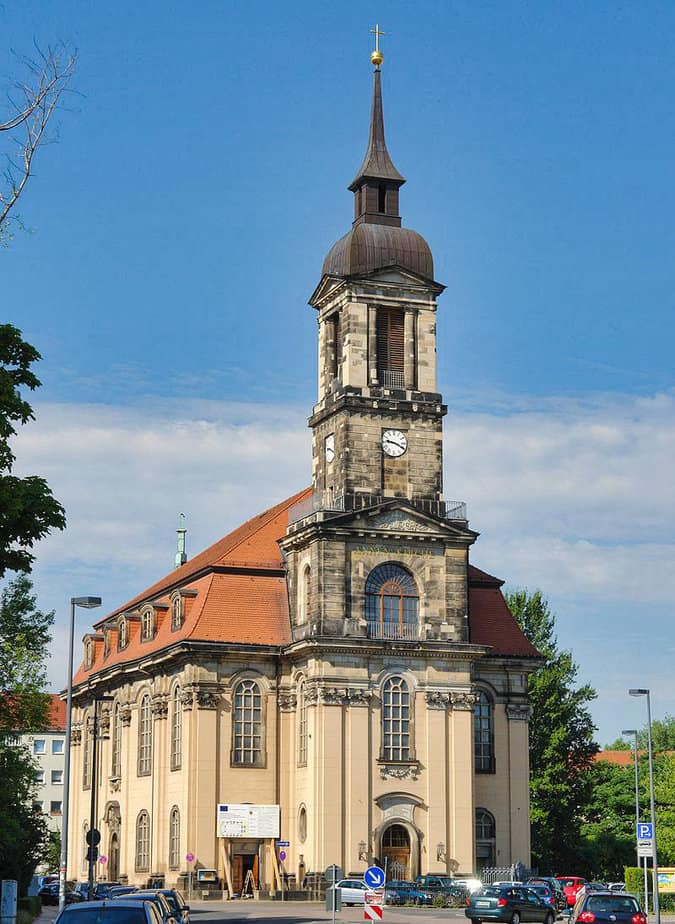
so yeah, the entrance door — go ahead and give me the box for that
[108,833,119,882]
[381,824,411,879]
[232,854,257,894]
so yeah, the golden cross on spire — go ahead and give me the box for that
[370,23,387,67]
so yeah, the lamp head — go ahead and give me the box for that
[72,596,102,608]
[629,689,649,697]
[621,729,637,735]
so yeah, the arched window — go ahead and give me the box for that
[141,608,154,641]
[475,808,496,869]
[297,679,307,767]
[170,686,182,770]
[474,691,495,773]
[171,596,183,631]
[81,822,89,871]
[232,679,263,766]
[138,694,152,775]
[135,810,150,871]
[381,676,411,761]
[111,702,122,778]
[82,714,91,789]
[168,806,180,869]
[366,564,419,639]
[298,804,307,843]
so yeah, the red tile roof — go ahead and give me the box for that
[47,693,67,730]
[74,488,539,683]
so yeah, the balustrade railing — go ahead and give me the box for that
[288,492,467,525]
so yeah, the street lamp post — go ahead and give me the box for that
[58,596,102,912]
[622,729,648,908]
[87,695,114,898]
[629,689,660,924]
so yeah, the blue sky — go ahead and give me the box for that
[2,1,674,745]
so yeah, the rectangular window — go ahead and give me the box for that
[33,739,46,754]
[52,739,64,755]
[35,769,45,785]
[50,801,63,815]
[51,769,64,784]
[33,801,44,812]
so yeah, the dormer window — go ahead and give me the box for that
[84,638,93,670]
[141,607,154,641]
[171,595,183,631]
[118,617,128,650]
[103,628,111,658]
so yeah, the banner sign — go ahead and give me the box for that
[216,803,280,839]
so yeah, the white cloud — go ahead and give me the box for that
[10,390,675,742]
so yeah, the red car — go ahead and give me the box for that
[556,877,588,907]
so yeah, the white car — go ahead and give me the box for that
[331,879,369,905]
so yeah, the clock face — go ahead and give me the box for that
[382,429,408,458]
[325,434,335,463]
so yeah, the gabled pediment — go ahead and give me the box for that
[324,499,479,544]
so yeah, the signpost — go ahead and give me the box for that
[637,823,655,858]
[325,865,343,924]
[364,866,386,889]
[186,852,195,901]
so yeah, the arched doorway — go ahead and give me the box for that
[381,823,411,880]
[108,832,120,882]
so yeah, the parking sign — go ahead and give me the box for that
[637,823,654,840]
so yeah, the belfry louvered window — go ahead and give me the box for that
[365,563,419,640]
[232,679,263,766]
[382,675,411,761]
[376,307,405,388]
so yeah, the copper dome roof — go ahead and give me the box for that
[322,222,434,279]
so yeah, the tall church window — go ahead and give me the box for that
[135,810,150,871]
[170,686,182,770]
[365,564,419,640]
[232,679,263,766]
[376,307,405,388]
[381,675,411,761]
[111,702,122,778]
[138,694,153,776]
[169,806,180,869]
[82,714,91,789]
[474,691,495,772]
[297,679,307,767]
[475,808,496,869]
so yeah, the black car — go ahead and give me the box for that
[55,900,163,924]
[385,880,434,906]
[570,891,646,924]
[414,874,467,904]
[527,878,566,912]
[152,890,190,924]
[111,891,179,924]
[466,885,556,924]
[38,882,84,906]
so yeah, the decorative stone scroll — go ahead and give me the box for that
[98,710,111,734]
[71,727,82,745]
[304,685,320,706]
[425,690,478,711]
[151,694,168,719]
[379,763,420,781]
[278,692,297,712]
[369,511,434,533]
[506,703,532,722]
[321,687,371,706]
[195,688,220,710]
[109,776,121,793]
[180,690,195,711]
[119,704,132,726]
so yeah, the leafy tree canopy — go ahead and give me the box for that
[506,589,598,874]
[0,325,65,578]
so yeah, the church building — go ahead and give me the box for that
[66,45,540,895]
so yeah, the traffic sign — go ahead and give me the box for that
[99,855,107,865]
[638,823,654,840]
[638,843,653,858]
[279,851,286,862]
[276,840,290,847]
[364,889,385,921]
[364,866,386,889]
[186,852,195,863]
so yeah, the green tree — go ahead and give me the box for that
[505,589,598,874]
[578,758,635,879]
[0,324,66,578]
[45,829,61,874]
[0,576,55,890]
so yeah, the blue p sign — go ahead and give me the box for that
[637,823,653,839]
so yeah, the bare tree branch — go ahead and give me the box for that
[0,43,77,231]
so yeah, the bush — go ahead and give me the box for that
[17,911,34,924]
[433,893,446,908]
[625,867,644,903]
[17,896,41,916]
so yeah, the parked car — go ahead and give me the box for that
[111,892,178,924]
[55,900,163,924]
[152,890,190,924]
[327,879,369,905]
[38,882,84,906]
[414,874,468,903]
[607,883,626,893]
[570,891,646,924]
[92,883,123,899]
[107,888,139,898]
[528,878,566,911]
[556,877,589,908]
[526,884,559,912]
[465,885,557,924]
[384,880,434,906]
